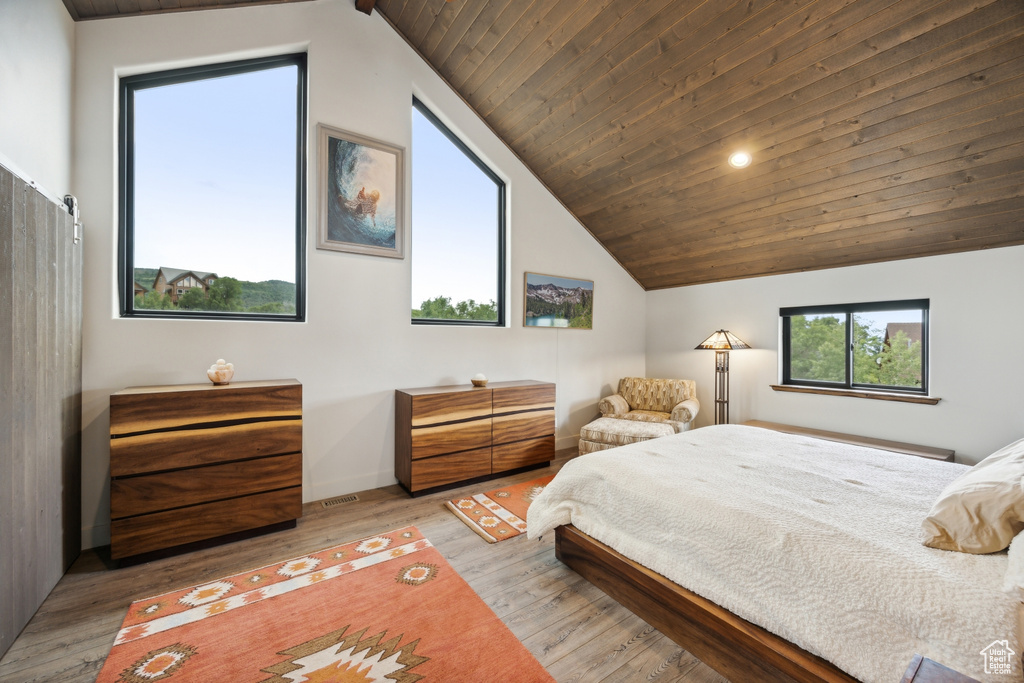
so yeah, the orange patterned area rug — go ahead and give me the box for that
[445,475,555,543]
[95,526,554,682]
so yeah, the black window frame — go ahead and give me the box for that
[411,97,506,327]
[118,53,308,322]
[780,299,930,395]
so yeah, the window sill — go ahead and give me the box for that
[769,384,940,405]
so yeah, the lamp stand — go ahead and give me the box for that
[714,349,730,425]
[696,330,749,425]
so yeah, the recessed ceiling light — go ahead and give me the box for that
[728,151,751,168]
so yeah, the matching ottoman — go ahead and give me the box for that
[578,416,677,455]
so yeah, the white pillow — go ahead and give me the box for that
[921,437,1024,554]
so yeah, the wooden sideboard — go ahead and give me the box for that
[395,380,555,494]
[109,379,303,560]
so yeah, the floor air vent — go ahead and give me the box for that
[321,494,359,509]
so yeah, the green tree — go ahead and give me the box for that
[413,296,498,321]
[789,315,846,382]
[877,330,922,387]
[206,277,243,311]
[414,296,456,319]
[134,290,174,310]
[248,301,296,314]
[569,309,593,329]
[176,278,244,312]
[239,279,296,309]
[176,288,207,310]
[851,318,883,385]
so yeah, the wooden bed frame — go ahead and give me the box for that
[555,523,859,683]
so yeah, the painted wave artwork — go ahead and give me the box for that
[328,138,397,248]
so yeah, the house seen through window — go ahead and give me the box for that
[411,98,505,325]
[120,54,307,320]
[781,300,929,394]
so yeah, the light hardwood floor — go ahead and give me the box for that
[0,449,727,682]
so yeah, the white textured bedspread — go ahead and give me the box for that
[527,425,1020,682]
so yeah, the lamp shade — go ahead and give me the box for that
[695,329,750,351]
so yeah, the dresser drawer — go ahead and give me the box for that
[110,380,301,436]
[493,436,554,472]
[411,418,491,459]
[411,448,492,491]
[110,452,302,519]
[492,383,555,413]
[110,420,302,476]
[492,409,554,445]
[410,389,491,427]
[110,486,302,559]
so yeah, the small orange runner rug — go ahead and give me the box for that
[445,475,555,543]
[96,526,553,682]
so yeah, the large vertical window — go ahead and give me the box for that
[781,299,929,394]
[411,98,505,325]
[119,53,307,320]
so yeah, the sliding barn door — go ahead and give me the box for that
[0,163,83,658]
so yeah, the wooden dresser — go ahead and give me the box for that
[109,379,303,560]
[395,380,555,494]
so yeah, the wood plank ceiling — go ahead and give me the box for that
[59,0,316,22]
[378,0,1024,288]
[63,0,1024,289]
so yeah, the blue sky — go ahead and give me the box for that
[133,65,298,283]
[411,107,500,307]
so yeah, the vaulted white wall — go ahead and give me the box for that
[646,245,1024,465]
[0,0,75,198]
[73,1,646,548]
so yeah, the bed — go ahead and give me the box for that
[526,424,1023,682]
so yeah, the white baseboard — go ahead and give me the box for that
[556,434,579,452]
[307,468,397,504]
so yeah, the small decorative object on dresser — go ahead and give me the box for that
[395,380,555,495]
[471,373,488,387]
[108,379,303,562]
[206,358,234,385]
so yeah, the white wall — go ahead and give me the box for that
[0,0,75,198]
[647,245,1024,465]
[73,1,646,548]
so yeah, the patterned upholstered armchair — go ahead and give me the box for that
[579,377,700,454]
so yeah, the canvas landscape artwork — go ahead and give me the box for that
[317,124,404,258]
[524,273,593,329]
